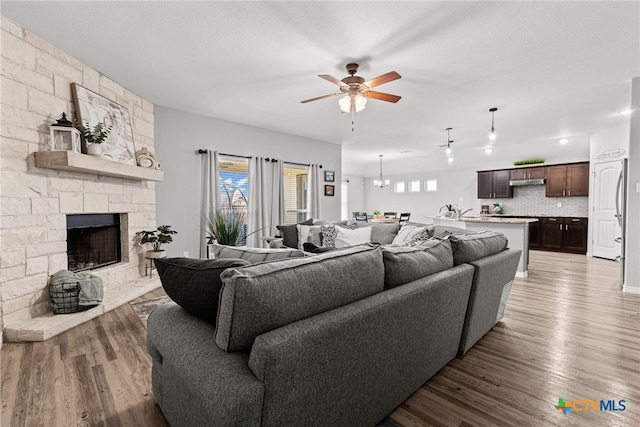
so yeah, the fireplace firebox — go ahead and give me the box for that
[67,214,122,272]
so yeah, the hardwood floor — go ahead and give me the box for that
[2,251,639,426]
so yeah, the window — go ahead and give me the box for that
[218,156,249,245]
[394,181,405,193]
[408,180,421,192]
[283,164,308,224]
[424,179,437,192]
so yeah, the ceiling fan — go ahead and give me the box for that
[301,63,402,116]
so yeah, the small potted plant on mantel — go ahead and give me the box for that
[137,225,178,258]
[74,120,112,156]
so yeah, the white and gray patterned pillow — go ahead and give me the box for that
[297,225,323,249]
[320,224,339,247]
[406,228,433,246]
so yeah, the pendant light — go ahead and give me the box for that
[441,128,454,164]
[488,107,498,142]
[373,154,390,188]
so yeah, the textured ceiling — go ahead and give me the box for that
[2,1,638,176]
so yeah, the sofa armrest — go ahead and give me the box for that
[247,264,474,427]
[458,248,521,355]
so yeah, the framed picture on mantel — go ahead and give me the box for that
[71,83,137,166]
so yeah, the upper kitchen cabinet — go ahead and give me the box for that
[510,167,546,180]
[545,162,589,197]
[477,170,513,198]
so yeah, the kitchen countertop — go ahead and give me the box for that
[425,215,538,224]
[479,214,587,218]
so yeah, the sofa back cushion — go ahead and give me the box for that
[276,218,313,248]
[356,222,402,245]
[154,257,251,322]
[211,243,305,263]
[216,244,385,351]
[449,231,508,265]
[381,239,454,289]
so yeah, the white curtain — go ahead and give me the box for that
[271,160,285,229]
[247,157,271,248]
[307,164,321,219]
[200,150,220,258]
[246,158,286,247]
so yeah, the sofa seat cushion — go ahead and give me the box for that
[216,244,385,351]
[211,243,305,263]
[381,239,454,289]
[449,231,509,265]
[154,257,251,322]
[276,218,313,249]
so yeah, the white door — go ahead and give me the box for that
[592,160,622,259]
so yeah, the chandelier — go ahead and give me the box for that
[373,154,390,188]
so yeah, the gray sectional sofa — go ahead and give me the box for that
[147,225,521,426]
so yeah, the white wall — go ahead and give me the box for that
[625,78,640,293]
[363,167,478,223]
[587,123,630,255]
[343,175,365,220]
[154,107,341,258]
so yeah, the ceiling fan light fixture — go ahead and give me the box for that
[488,107,498,141]
[339,94,367,113]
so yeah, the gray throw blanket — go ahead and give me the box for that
[51,269,103,306]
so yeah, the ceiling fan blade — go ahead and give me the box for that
[364,71,401,89]
[300,93,341,103]
[364,90,401,103]
[318,74,347,87]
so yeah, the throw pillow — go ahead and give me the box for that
[154,257,251,322]
[392,224,428,245]
[297,224,323,249]
[211,243,304,263]
[335,225,373,248]
[406,227,433,246]
[321,222,357,247]
[276,218,313,249]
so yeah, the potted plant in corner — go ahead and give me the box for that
[74,120,113,156]
[137,225,178,258]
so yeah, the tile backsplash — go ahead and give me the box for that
[480,185,589,217]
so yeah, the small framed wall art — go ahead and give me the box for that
[324,185,335,196]
[324,170,335,182]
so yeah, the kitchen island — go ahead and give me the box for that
[426,215,538,278]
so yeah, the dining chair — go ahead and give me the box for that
[383,212,397,219]
[398,212,411,224]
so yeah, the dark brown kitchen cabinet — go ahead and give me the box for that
[538,217,587,254]
[477,170,513,199]
[545,162,589,197]
[510,167,546,180]
[528,220,542,249]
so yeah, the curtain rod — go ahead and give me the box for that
[197,149,322,168]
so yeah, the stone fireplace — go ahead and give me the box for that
[1,17,162,341]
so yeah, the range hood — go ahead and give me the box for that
[509,178,546,186]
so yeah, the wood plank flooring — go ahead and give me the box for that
[2,251,639,426]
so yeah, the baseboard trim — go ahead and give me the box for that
[515,271,528,278]
[622,284,640,294]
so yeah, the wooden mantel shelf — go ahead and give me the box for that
[34,151,164,181]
